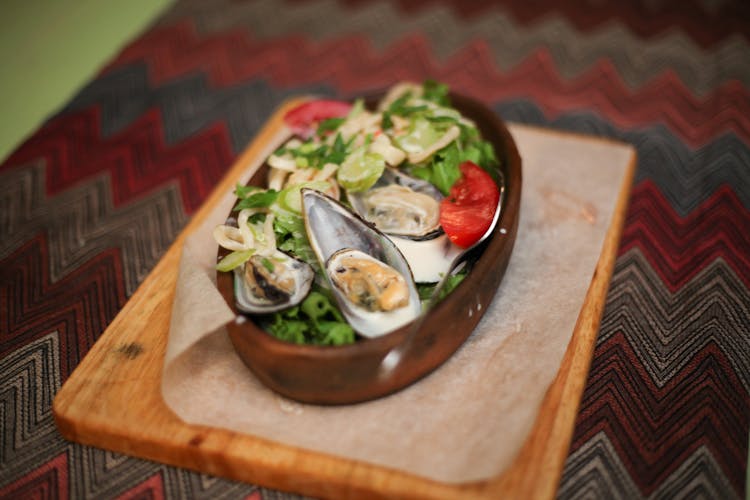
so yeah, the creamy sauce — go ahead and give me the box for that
[391,234,461,283]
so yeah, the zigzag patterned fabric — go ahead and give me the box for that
[1,0,749,497]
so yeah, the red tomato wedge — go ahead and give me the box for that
[439,161,500,248]
[283,99,352,137]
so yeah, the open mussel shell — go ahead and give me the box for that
[347,167,444,241]
[301,188,421,338]
[233,250,314,314]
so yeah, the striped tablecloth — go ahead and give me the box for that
[1,0,748,497]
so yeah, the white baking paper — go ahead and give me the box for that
[162,123,634,483]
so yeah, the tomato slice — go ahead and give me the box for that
[283,99,352,137]
[439,161,500,248]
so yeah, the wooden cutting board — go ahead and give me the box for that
[53,100,635,499]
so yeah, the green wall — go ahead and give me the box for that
[0,0,173,161]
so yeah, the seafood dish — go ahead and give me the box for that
[214,81,522,403]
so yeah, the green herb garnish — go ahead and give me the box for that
[216,249,254,272]
[265,290,354,345]
[422,79,451,106]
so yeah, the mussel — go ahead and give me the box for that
[301,188,421,338]
[234,250,314,314]
[347,168,443,241]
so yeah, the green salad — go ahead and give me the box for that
[213,80,501,345]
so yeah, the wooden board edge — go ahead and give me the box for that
[489,144,638,499]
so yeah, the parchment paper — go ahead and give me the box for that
[162,123,634,483]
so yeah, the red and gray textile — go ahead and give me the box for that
[1,0,749,498]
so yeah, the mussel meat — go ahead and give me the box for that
[234,250,314,314]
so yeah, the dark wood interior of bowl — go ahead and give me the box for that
[217,91,522,404]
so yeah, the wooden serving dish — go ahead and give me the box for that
[216,92,522,404]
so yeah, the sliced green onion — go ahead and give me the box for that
[278,181,331,213]
[260,256,275,273]
[216,249,254,272]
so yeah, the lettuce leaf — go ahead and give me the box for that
[265,290,355,345]
[234,189,278,211]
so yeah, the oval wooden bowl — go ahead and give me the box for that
[217,92,522,404]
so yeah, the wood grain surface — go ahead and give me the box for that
[53,102,636,499]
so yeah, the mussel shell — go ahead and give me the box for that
[302,188,421,338]
[347,168,444,241]
[234,251,314,314]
